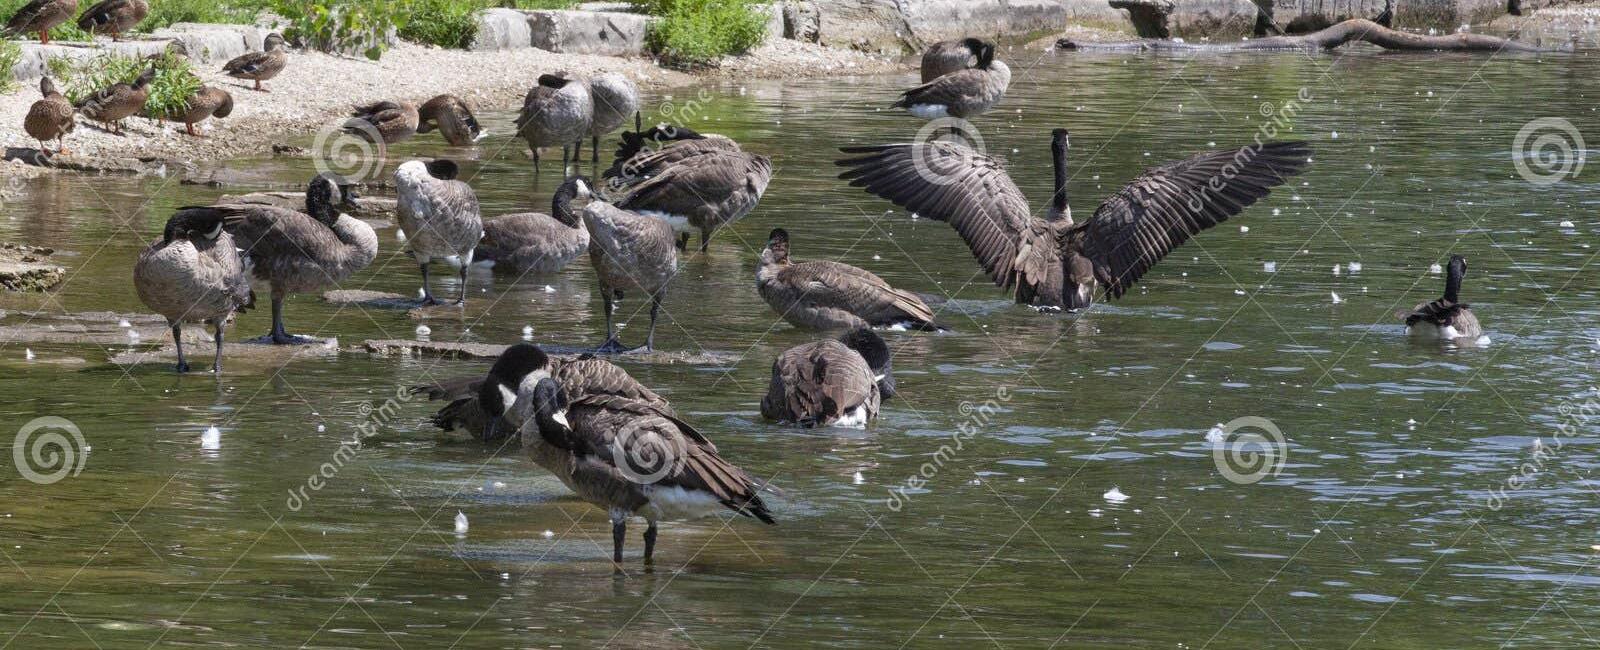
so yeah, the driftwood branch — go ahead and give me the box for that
[1059,19,1569,53]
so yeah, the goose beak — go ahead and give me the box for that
[552,410,570,429]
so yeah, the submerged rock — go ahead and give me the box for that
[0,244,66,292]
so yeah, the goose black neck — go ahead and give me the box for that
[1050,130,1069,216]
[1444,260,1465,302]
[552,184,581,226]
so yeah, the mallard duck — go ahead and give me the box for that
[2,0,78,44]
[481,344,776,564]
[761,328,896,428]
[893,39,1009,119]
[170,86,232,137]
[1405,255,1484,343]
[145,39,187,64]
[394,159,483,306]
[133,209,252,373]
[222,33,287,92]
[76,0,146,41]
[417,94,484,146]
[837,131,1311,309]
[757,228,940,331]
[516,72,592,173]
[74,67,154,135]
[23,77,74,155]
[343,100,418,161]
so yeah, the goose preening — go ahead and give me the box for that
[418,94,485,146]
[1404,255,1484,343]
[75,0,145,41]
[133,209,252,373]
[2,0,77,44]
[516,73,593,172]
[218,173,379,344]
[222,33,288,92]
[604,125,772,251]
[74,67,153,136]
[395,159,483,305]
[584,193,678,352]
[481,344,775,563]
[920,37,984,83]
[836,130,1311,310]
[585,73,640,165]
[169,86,232,137]
[23,77,74,154]
[761,328,896,428]
[893,39,1009,120]
[757,228,940,331]
[476,176,592,275]
[344,100,419,161]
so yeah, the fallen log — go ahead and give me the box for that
[1059,19,1569,53]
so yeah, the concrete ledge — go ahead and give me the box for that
[470,8,534,50]
[527,9,654,56]
[9,23,266,82]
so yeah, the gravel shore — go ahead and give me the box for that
[0,39,902,168]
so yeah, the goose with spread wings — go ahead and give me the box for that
[837,130,1311,310]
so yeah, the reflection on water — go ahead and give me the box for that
[2,48,1599,647]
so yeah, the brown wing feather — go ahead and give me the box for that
[780,260,937,329]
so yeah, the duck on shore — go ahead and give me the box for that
[133,209,252,373]
[222,33,288,93]
[23,77,74,154]
[169,86,232,137]
[2,0,78,44]
[76,0,146,41]
[74,67,154,135]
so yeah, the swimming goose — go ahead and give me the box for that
[221,33,287,92]
[477,176,592,274]
[395,159,483,305]
[3,0,77,44]
[418,94,485,146]
[23,77,74,155]
[837,130,1311,310]
[608,132,772,252]
[74,67,153,135]
[757,228,939,331]
[219,173,379,344]
[585,73,640,165]
[1405,255,1483,342]
[169,85,232,137]
[482,343,776,563]
[516,73,593,172]
[761,328,896,428]
[133,208,252,373]
[920,37,984,82]
[893,39,1009,120]
[584,195,678,352]
[344,100,419,161]
[76,0,145,41]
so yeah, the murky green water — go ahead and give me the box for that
[3,48,1600,648]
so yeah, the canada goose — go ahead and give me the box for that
[133,209,252,372]
[757,228,939,331]
[1405,255,1483,342]
[395,159,483,306]
[585,197,678,352]
[761,328,896,427]
[222,33,287,92]
[477,176,593,274]
[837,130,1311,310]
[414,345,673,443]
[417,94,485,146]
[23,77,74,154]
[219,173,379,344]
[2,0,77,44]
[585,73,640,165]
[607,131,772,252]
[920,37,984,82]
[516,73,593,172]
[74,67,154,135]
[893,39,1009,120]
[76,0,145,41]
[170,85,232,137]
[602,124,742,185]
[344,100,419,162]
[481,343,775,563]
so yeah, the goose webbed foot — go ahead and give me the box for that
[592,338,629,354]
[675,233,689,251]
[1032,305,1063,314]
[643,521,658,563]
[621,343,654,355]
[264,332,321,345]
[174,360,191,373]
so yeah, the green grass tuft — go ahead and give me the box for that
[636,0,767,67]
[50,51,200,118]
[0,39,19,93]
